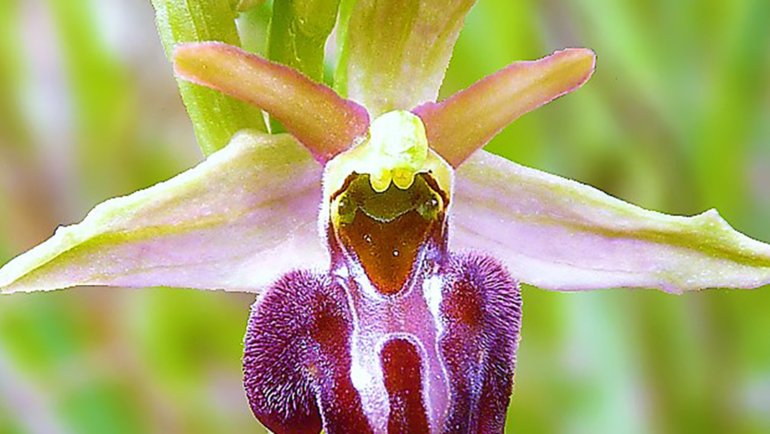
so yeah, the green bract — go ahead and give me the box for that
[151,0,266,154]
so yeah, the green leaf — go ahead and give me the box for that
[151,0,266,155]
[268,0,341,82]
[236,0,267,11]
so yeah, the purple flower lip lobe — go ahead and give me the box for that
[244,167,523,433]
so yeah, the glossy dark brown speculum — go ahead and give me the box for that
[243,172,522,433]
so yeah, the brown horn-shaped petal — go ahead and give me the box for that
[414,48,596,167]
[174,42,370,163]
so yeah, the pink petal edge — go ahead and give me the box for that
[415,48,596,167]
[174,42,370,163]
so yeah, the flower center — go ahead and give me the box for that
[330,173,446,295]
[323,110,453,201]
[365,111,429,192]
[323,111,453,296]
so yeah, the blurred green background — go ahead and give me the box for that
[0,0,769,433]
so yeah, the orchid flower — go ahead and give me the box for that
[2,1,770,433]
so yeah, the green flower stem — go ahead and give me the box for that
[236,0,267,11]
[267,0,341,82]
[267,0,341,132]
[332,0,356,98]
[152,0,266,155]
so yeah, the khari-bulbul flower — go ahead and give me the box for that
[2,1,770,433]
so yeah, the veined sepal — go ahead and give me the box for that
[451,150,770,292]
[336,0,477,116]
[0,131,327,294]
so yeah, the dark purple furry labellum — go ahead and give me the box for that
[243,171,523,434]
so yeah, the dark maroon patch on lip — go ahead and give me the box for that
[340,208,435,295]
[243,270,372,434]
[333,173,445,296]
[381,338,431,434]
[439,253,522,433]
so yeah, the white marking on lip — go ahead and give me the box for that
[422,274,444,333]
[421,273,450,432]
[345,275,389,433]
[350,357,372,391]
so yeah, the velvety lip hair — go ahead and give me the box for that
[1,2,770,433]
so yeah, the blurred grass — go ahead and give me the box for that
[0,0,769,433]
